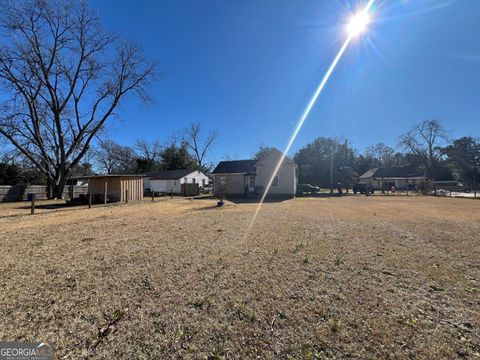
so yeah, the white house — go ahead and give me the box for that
[359,167,426,190]
[144,169,209,194]
[212,148,298,198]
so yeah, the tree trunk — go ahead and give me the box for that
[50,183,65,199]
[49,173,68,199]
[51,184,65,199]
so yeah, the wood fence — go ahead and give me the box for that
[181,183,200,196]
[0,185,88,202]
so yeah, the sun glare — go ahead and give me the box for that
[347,10,371,37]
[243,0,376,241]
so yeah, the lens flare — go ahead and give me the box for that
[242,0,375,240]
[347,11,371,36]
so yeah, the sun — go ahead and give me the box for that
[347,10,371,37]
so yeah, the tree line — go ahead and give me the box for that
[291,119,479,190]
[0,1,478,197]
[92,123,217,175]
[0,0,154,197]
[0,122,217,185]
[0,1,220,194]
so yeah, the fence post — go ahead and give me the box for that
[30,194,35,215]
[88,192,92,209]
[104,181,107,205]
[125,189,129,204]
[474,175,477,198]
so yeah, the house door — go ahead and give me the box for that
[248,176,256,192]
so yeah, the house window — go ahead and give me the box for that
[192,178,196,184]
[271,176,279,187]
[174,180,177,186]
[202,179,206,187]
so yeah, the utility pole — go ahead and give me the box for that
[330,148,334,194]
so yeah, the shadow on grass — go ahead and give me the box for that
[0,200,127,219]
[0,202,89,219]
[193,204,224,211]
[297,193,345,198]
[17,203,72,210]
[223,197,291,204]
[191,195,216,200]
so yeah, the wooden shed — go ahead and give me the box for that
[85,175,144,203]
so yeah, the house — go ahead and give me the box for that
[84,174,144,203]
[359,167,426,190]
[212,148,298,198]
[144,169,209,194]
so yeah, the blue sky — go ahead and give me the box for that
[92,0,480,163]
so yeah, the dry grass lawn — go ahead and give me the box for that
[0,196,479,359]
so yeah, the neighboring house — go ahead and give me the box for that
[144,169,209,194]
[212,148,298,198]
[359,167,426,190]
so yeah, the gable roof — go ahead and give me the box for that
[147,169,198,180]
[359,168,378,179]
[212,148,296,174]
[360,167,425,179]
[212,160,257,174]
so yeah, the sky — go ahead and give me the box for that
[91,0,480,164]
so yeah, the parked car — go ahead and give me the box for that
[460,183,472,193]
[353,182,375,194]
[434,181,471,193]
[296,184,321,195]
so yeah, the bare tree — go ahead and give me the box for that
[183,123,217,171]
[253,145,275,160]
[135,139,162,161]
[364,142,395,167]
[94,140,135,174]
[0,0,155,197]
[399,119,448,181]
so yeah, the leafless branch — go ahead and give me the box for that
[183,122,217,170]
[0,0,155,197]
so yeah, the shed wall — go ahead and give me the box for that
[88,177,143,202]
[120,177,144,202]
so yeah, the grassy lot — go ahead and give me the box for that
[0,196,479,359]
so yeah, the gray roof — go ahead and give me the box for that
[212,160,257,174]
[147,169,197,180]
[359,168,378,179]
[78,174,144,179]
[360,167,425,179]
